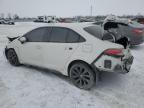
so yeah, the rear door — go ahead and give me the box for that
[43,27,85,71]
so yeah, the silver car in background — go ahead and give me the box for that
[94,17,144,45]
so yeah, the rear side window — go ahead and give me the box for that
[84,26,103,39]
[49,27,68,43]
[25,27,47,42]
[66,30,85,43]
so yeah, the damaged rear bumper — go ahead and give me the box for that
[114,56,134,73]
[92,54,134,74]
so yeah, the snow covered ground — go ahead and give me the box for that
[0,22,144,108]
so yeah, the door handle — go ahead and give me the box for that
[69,47,73,50]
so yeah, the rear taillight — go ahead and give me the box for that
[132,29,143,35]
[104,49,124,57]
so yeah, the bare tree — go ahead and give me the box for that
[13,14,20,20]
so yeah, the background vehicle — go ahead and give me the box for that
[0,19,4,24]
[93,17,144,45]
[4,23,133,90]
[132,17,144,24]
[34,16,57,23]
[0,19,15,25]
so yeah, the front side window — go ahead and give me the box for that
[49,27,68,43]
[25,27,47,42]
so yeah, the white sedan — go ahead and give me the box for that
[4,23,133,89]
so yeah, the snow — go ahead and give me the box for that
[0,22,144,108]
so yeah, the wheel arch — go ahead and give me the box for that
[67,60,95,76]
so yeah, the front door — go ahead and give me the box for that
[18,27,48,67]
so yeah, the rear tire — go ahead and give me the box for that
[69,62,95,90]
[6,49,20,66]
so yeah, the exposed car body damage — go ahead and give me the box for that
[7,36,19,42]
[4,23,133,89]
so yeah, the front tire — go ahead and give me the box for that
[6,49,20,66]
[69,62,95,90]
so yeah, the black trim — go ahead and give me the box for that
[23,26,86,43]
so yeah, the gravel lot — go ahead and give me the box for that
[0,22,144,108]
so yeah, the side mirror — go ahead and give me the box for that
[19,37,27,44]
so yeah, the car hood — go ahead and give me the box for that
[7,36,19,42]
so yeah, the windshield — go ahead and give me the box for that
[84,26,103,39]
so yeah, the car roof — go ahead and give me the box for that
[36,22,99,29]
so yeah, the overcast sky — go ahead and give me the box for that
[0,0,144,17]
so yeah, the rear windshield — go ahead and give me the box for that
[84,26,103,39]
